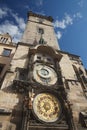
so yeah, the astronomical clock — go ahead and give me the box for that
[33,93,61,123]
[33,64,57,86]
[11,12,87,130]
[25,48,73,130]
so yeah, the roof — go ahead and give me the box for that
[27,11,54,22]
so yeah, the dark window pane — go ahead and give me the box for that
[39,28,44,34]
[0,64,4,74]
[2,49,11,56]
[47,58,51,62]
[0,37,3,42]
[37,56,41,60]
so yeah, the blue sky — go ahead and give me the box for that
[0,0,87,68]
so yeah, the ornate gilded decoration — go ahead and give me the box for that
[33,93,61,123]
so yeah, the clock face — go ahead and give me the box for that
[33,64,57,86]
[33,93,61,123]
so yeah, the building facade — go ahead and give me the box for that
[0,11,87,130]
[0,33,16,85]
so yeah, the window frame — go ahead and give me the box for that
[2,48,12,57]
[38,28,44,34]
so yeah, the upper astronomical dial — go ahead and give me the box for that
[33,64,57,86]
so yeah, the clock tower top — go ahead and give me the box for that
[21,11,60,50]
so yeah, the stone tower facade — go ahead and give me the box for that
[0,11,87,130]
[21,11,60,49]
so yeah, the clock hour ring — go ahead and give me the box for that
[33,64,57,85]
[33,93,61,123]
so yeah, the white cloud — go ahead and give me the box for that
[54,14,73,29]
[0,8,7,18]
[54,12,82,29]
[54,20,66,29]
[73,12,82,19]
[65,13,73,25]
[0,20,23,43]
[54,12,82,40]
[11,13,25,30]
[1,7,26,30]
[0,21,18,36]
[56,31,62,40]
[0,7,26,43]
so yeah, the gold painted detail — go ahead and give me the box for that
[33,93,61,123]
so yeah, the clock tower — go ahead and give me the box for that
[19,11,72,130]
[0,11,87,130]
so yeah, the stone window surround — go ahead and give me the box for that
[38,28,44,34]
[2,48,12,57]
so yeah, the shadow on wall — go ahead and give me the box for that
[0,83,25,130]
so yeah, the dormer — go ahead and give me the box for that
[0,33,12,45]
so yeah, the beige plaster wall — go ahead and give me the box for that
[0,44,16,79]
[60,54,77,80]
[11,45,29,71]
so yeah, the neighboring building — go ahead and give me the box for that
[0,11,87,130]
[0,33,16,85]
